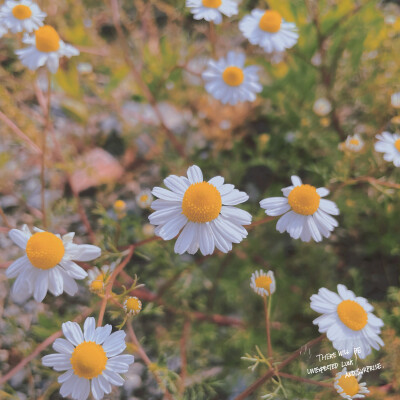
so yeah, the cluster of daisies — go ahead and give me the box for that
[0,0,79,73]
[186,0,299,105]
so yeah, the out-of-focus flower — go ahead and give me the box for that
[260,175,339,242]
[136,189,153,209]
[374,131,400,167]
[0,0,46,35]
[16,25,79,73]
[313,98,332,116]
[340,134,364,153]
[77,62,93,74]
[149,165,251,255]
[6,225,101,302]
[202,51,262,105]
[250,270,275,297]
[391,92,400,108]
[87,263,115,293]
[186,0,238,24]
[123,296,142,316]
[311,52,322,66]
[239,9,298,53]
[113,200,127,219]
[42,317,134,400]
[310,284,384,359]
[142,223,155,237]
[334,368,369,399]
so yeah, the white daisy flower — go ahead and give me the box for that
[313,98,332,116]
[344,134,364,152]
[239,9,298,53]
[0,0,46,35]
[123,296,142,316]
[42,317,134,400]
[149,165,252,256]
[87,263,116,293]
[136,189,153,209]
[6,225,101,303]
[391,92,400,108]
[260,175,340,243]
[186,0,238,24]
[374,131,400,167]
[15,24,79,73]
[202,51,262,105]
[250,270,275,297]
[334,368,369,399]
[310,284,384,360]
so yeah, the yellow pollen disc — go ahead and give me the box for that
[255,276,272,293]
[259,10,282,33]
[35,25,60,53]
[395,139,400,152]
[126,297,142,312]
[70,341,107,379]
[114,200,126,211]
[12,4,32,19]
[202,0,222,8]
[90,280,104,292]
[140,195,149,203]
[222,66,244,87]
[337,300,368,331]
[338,374,360,397]
[349,139,359,146]
[182,182,222,223]
[288,184,320,216]
[26,232,65,270]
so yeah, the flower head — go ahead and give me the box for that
[260,176,339,242]
[123,296,142,316]
[250,270,275,297]
[42,317,134,400]
[186,0,238,24]
[313,98,332,116]
[334,368,369,399]
[87,263,115,294]
[374,131,400,167]
[341,134,364,153]
[202,51,262,105]
[310,284,384,359]
[239,9,298,53]
[16,25,79,73]
[136,189,153,209]
[149,165,251,255]
[6,225,101,302]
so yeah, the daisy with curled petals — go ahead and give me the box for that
[239,9,298,53]
[15,25,79,73]
[202,51,262,105]
[6,225,101,302]
[334,368,369,399]
[250,270,275,297]
[374,131,400,167]
[260,175,339,243]
[343,134,364,153]
[87,263,116,293]
[186,0,238,24]
[310,284,384,360]
[42,317,134,400]
[149,165,252,256]
[0,0,46,35]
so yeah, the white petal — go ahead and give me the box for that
[91,377,104,400]
[94,324,112,344]
[68,244,101,262]
[83,317,96,341]
[48,267,64,296]
[291,176,302,186]
[62,321,84,346]
[53,338,75,354]
[34,270,49,302]
[102,369,125,386]
[103,330,126,357]
[186,165,203,183]
[41,353,71,371]
[6,255,30,278]
[9,228,29,248]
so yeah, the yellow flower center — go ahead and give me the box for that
[114,200,126,211]
[26,232,65,270]
[288,184,320,216]
[140,195,149,203]
[126,297,142,313]
[259,10,282,33]
[222,66,244,87]
[202,0,222,8]
[70,341,107,379]
[337,300,368,331]
[182,182,222,223]
[255,275,272,293]
[395,139,400,152]
[12,4,32,20]
[337,374,360,397]
[90,280,104,292]
[349,139,359,146]
[35,25,60,53]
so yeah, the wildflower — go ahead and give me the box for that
[16,25,79,73]
[186,0,238,24]
[123,296,142,316]
[260,176,339,242]
[202,51,262,105]
[342,134,364,153]
[313,98,332,116]
[113,200,127,219]
[391,92,400,108]
[136,189,153,209]
[142,223,155,237]
[334,368,369,399]
[250,270,275,297]
[42,317,134,400]
[310,284,384,359]
[149,165,251,255]
[6,225,101,302]
[374,131,400,167]
[239,9,298,53]
[0,0,46,35]
[87,263,115,293]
